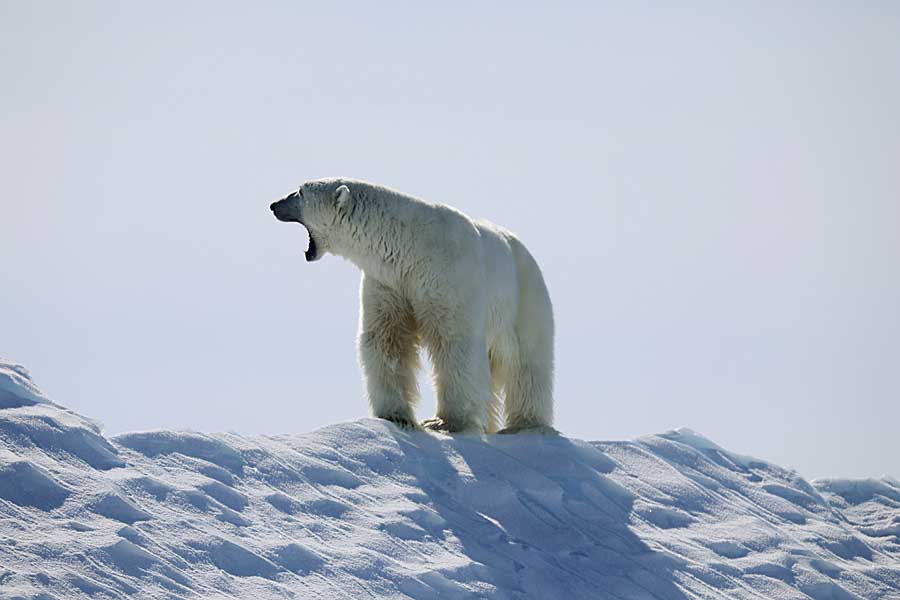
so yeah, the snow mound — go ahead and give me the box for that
[0,360,51,409]
[1,366,898,599]
[0,460,70,510]
[0,359,122,473]
[114,430,245,473]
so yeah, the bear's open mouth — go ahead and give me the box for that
[304,229,318,262]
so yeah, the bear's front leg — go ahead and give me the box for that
[359,275,420,430]
[425,333,492,434]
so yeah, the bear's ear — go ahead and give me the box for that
[333,184,351,211]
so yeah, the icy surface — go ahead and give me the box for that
[0,359,898,599]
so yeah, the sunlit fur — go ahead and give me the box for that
[277,178,554,434]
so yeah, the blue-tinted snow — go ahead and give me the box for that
[0,362,50,409]
[0,359,898,599]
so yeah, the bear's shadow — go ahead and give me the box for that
[386,427,691,599]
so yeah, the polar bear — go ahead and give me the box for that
[270,178,554,434]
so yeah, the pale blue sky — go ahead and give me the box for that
[2,2,898,479]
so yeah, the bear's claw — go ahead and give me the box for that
[383,415,419,430]
[421,417,459,433]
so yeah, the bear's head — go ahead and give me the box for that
[270,179,352,262]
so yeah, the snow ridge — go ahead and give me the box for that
[0,361,51,409]
[0,359,898,599]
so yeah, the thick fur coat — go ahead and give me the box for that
[271,178,554,434]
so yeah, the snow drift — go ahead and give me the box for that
[0,359,898,599]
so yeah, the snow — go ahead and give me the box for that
[0,358,898,599]
[0,363,51,409]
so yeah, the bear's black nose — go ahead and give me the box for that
[270,201,279,211]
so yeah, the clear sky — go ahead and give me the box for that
[2,2,898,479]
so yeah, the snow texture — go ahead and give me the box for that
[0,358,898,599]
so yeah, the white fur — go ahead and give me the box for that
[273,178,554,433]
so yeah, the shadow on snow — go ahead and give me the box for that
[386,427,690,599]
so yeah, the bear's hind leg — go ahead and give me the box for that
[359,275,420,429]
[498,357,555,434]
[500,239,555,434]
[484,344,509,434]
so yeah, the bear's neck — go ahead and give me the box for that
[331,192,420,289]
